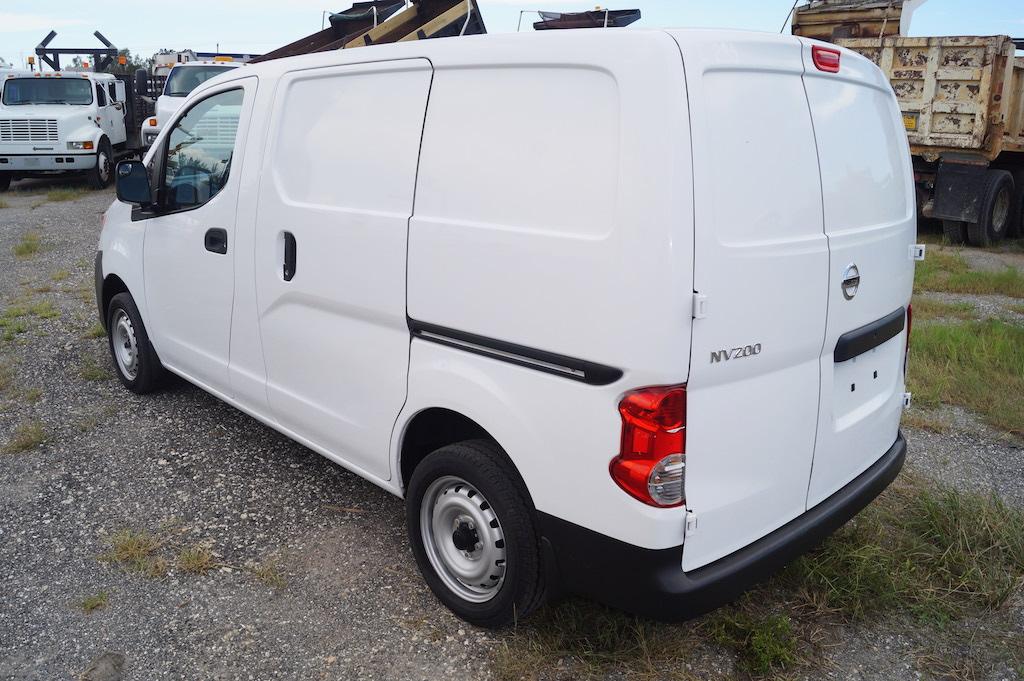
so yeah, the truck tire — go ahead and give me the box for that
[406,439,546,628]
[942,220,967,245]
[106,292,165,393]
[0,172,10,192]
[87,138,113,190]
[966,170,1013,247]
[1010,170,1024,239]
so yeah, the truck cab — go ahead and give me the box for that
[0,70,128,191]
[140,61,241,149]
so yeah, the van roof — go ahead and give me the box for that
[191,27,812,94]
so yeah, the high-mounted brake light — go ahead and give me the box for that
[610,384,686,508]
[812,45,841,73]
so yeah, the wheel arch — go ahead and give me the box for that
[100,273,129,327]
[397,407,533,507]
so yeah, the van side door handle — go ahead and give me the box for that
[283,231,297,281]
[204,228,228,255]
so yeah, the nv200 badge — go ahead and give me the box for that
[710,344,762,363]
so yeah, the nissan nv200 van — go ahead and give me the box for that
[97,29,915,628]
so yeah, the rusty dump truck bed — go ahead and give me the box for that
[837,35,1024,161]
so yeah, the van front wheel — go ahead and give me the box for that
[406,440,545,628]
[106,292,165,393]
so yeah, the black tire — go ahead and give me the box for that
[1009,169,1024,239]
[0,172,10,192]
[87,138,113,190]
[406,440,546,628]
[942,219,967,245]
[106,292,165,393]
[966,170,1014,247]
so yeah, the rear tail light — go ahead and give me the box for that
[812,45,841,73]
[610,384,686,508]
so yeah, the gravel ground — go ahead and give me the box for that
[1,180,1022,680]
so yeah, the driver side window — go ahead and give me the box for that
[162,88,243,211]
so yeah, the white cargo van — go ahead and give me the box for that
[96,29,915,628]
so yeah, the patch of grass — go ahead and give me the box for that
[23,388,42,404]
[250,558,286,588]
[29,300,59,320]
[0,363,12,393]
[901,408,949,433]
[177,545,216,575]
[707,609,797,675]
[80,591,109,613]
[781,477,1024,620]
[45,187,89,202]
[100,528,167,576]
[12,232,42,259]
[1010,303,1024,316]
[4,420,46,453]
[908,319,1024,434]
[84,323,106,339]
[911,297,975,321]
[51,269,70,282]
[79,357,111,381]
[0,199,8,209]
[915,250,1024,298]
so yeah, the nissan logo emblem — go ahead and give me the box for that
[841,263,860,300]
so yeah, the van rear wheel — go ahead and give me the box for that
[406,440,545,628]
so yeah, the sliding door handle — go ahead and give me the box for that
[283,231,296,281]
[205,228,228,255]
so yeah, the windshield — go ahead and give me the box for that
[163,66,233,97]
[2,78,93,105]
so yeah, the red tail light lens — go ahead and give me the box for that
[610,385,686,508]
[812,45,841,73]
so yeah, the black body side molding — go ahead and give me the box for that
[833,307,906,363]
[408,320,623,386]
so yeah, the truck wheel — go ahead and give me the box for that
[1010,170,1024,239]
[87,139,113,190]
[942,220,967,245]
[0,172,10,192]
[106,292,165,393]
[406,440,546,628]
[966,170,1013,247]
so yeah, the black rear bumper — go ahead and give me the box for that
[538,433,907,620]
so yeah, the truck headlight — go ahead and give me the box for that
[67,141,94,150]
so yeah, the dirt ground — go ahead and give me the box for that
[0,179,1022,680]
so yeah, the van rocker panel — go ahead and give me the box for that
[537,433,906,620]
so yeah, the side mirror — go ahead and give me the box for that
[115,161,152,206]
[134,68,149,97]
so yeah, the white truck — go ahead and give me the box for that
[0,70,131,190]
[139,60,244,149]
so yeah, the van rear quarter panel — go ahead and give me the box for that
[404,32,694,549]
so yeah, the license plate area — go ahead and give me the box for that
[832,336,902,430]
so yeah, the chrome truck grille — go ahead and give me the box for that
[0,119,59,143]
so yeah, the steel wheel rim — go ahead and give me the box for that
[420,475,507,603]
[98,150,110,183]
[993,187,1010,233]
[111,309,139,380]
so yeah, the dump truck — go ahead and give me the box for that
[794,0,1024,246]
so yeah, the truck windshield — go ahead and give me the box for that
[2,78,93,105]
[163,66,233,97]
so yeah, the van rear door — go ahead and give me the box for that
[670,32,830,571]
[800,41,916,508]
